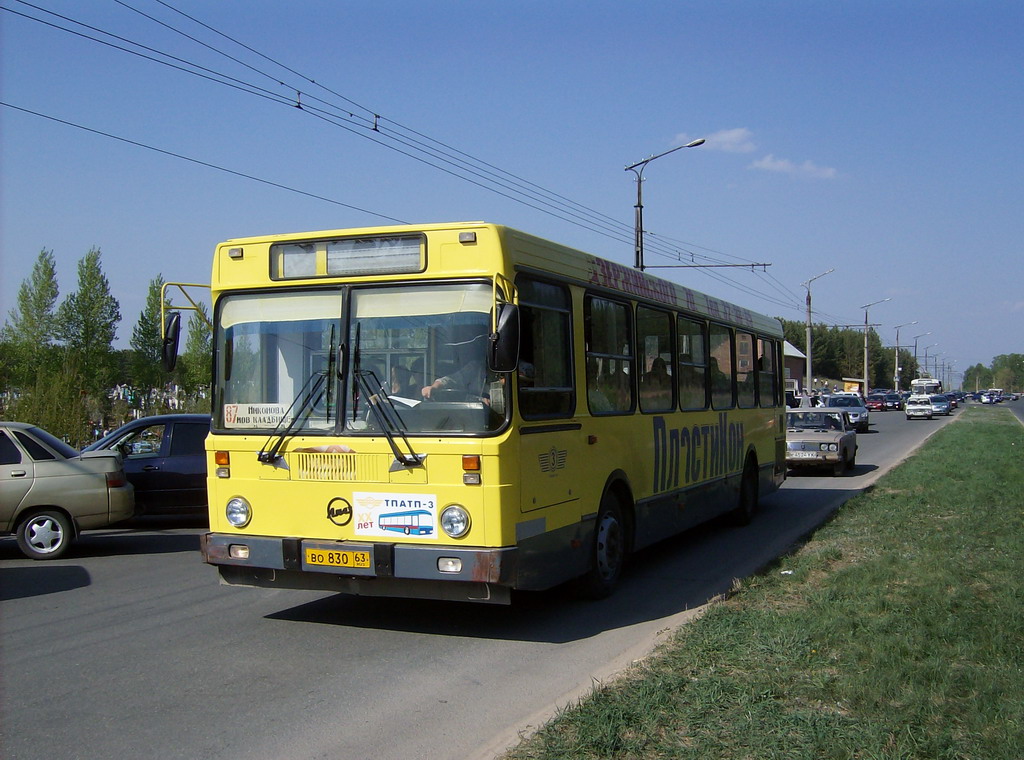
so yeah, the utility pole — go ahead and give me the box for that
[862,298,890,396]
[802,269,834,394]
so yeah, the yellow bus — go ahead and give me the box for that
[170,222,786,604]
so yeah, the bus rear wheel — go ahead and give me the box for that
[578,493,626,600]
[729,459,759,526]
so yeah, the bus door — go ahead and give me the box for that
[512,276,580,513]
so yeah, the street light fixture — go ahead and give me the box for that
[625,138,705,271]
[861,298,890,395]
[802,269,834,394]
[893,320,918,392]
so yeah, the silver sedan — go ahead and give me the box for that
[1,421,135,559]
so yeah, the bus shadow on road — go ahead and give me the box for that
[265,485,862,643]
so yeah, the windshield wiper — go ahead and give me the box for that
[257,372,327,463]
[257,326,336,464]
[356,369,425,469]
[348,323,423,468]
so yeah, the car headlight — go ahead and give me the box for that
[225,497,252,527]
[440,505,471,538]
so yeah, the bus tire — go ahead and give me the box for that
[578,493,626,600]
[729,458,759,526]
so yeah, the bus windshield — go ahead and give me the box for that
[213,282,508,436]
[216,289,343,433]
[345,282,507,435]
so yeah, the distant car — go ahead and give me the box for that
[786,410,858,476]
[929,395,952,416]
[824,394,870,432]
[944,393,958,410]
[865,394,886,412]
[905,395,934,420]
[84,414,210,516]
[1,421,134,559]
[884,393,903,411]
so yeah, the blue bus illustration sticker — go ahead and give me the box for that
[352,492,437,538]
[379,509,434,536]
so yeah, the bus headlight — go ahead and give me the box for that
[440,505,471,538]
[225,497,252,527]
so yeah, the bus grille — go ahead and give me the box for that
[292,452,390,482]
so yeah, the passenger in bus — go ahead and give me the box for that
[641,357,671,408]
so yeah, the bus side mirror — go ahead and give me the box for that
[162,312,182,372]
[489,302,520,373]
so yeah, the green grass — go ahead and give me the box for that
[505,406,1024,760]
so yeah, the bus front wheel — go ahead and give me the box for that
[578,493,626,600]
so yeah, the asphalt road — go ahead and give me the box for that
[0,406,966,760]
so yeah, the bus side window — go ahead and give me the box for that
[709,324,735,410]
[584,296,634,414]
[637,306,674,413]
[515,277,574,418]
[678,316,708,410]
[736,331,756,408]
[758,337,779,408]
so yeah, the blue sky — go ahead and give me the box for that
[2,0,1022,380]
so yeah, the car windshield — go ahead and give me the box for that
[827,396,862,408]
[787,412,843,431]
[931,395,947,403]
[908,398,929,406]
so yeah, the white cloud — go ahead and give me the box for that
[679,128,757,153]
[749,153,838,180]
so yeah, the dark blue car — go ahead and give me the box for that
[84,414,210,516]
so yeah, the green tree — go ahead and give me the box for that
[179,303,212,411]
[991,353,1024,393]
[1,249,60,387]
[130,275,167,413]
[56,247,121,397]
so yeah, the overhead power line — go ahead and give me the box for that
[0,101,409,224]
[3,0,817,318]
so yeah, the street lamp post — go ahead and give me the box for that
[911,332,931,378]
[625,138,705,271]
[925,344,937,387]
[802,269,834,394]
[862,298,890,396]
[893,320,918,393]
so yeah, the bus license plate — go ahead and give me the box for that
[305,548,371,569]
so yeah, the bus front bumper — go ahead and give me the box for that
[200,533,518,604]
